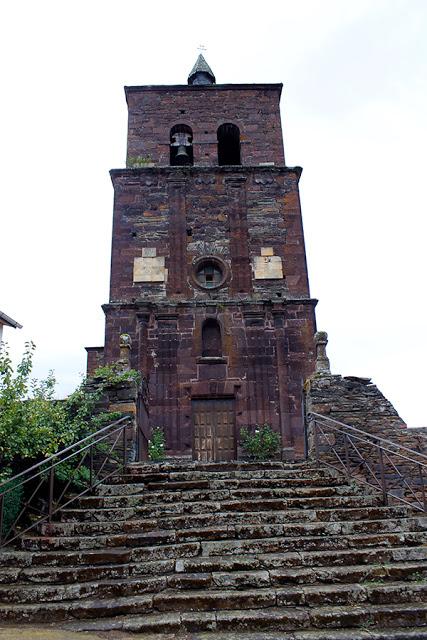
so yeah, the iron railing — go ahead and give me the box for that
[0,415,134,547]
[309,412,427,512]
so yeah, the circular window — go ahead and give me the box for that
[192,256,228,290]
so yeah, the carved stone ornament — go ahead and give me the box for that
[314,331,331,374]
[119,333,132,370]
[120,333,132,348]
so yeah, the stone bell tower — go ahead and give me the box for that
[86,55,317,461]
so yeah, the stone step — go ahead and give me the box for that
[172,561,427,591]
[58,627,427,640]
[176,545,427,573]
[269,560,427,586]
[57,601,427,633]
[3,581,427,621]
[0,547,136,569]
[4,538,427,573]
[195,531,426,560]
[4,546,427,587]
[99,475,349,493]
[7,560,427,604]
[36,505,413,537]
[78,484,361,508]
[0,574,167,604]
[314,505,410,522]
[122,533,426,565]
[107,471,342,485]
[126,461,303,474]
[143,482,357,496]
[119,467,338,482]
[60,494,385,522]
[0,593,154,623]
[95,482,147,496]
[21,518,426,552]
[1,557,175,584]
[154,505,412,528]
[6,554,427,590]
[37,518,158,537]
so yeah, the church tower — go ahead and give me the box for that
[87,56,317,461]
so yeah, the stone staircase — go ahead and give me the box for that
[2,460,427,638]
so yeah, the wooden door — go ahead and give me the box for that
[192,398,236,462]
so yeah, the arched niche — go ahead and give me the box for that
[202,318,222,357]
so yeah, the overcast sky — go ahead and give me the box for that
[1,0,426,426]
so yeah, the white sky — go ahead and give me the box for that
[1,0,426,426]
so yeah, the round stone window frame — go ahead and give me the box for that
[191,255,230,291]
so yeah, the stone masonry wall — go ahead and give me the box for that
[125,84,285,167]
[306,374,407,436]
[108,167,308,304]
[305,373,427,506]
[85,347,104,377]
[102,300,316,460]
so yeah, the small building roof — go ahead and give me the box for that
[0,310,22,329]
[188,54,216,85]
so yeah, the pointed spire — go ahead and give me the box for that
[188,54,216,86]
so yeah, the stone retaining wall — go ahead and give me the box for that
[305,373,427,507]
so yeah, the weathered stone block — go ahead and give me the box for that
[253,255,283,279]
[133,256,166,283]
[261,246,274,256]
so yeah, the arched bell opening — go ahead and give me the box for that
[170,124,194,166]
[217,123,241,166]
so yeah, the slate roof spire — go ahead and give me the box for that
[188,54,216,86]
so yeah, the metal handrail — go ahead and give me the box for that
[309,412,427,512]
[311,412,427,462]
[0,415,135,547]
[0,416,129,491]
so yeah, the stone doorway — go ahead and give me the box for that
[192,398,236,462]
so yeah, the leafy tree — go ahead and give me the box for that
[0,342,139,536]
[0,342,72,466]
[0,342,135,471]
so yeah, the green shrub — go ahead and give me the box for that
[240,424,281,461]
[92,362,141,386]
[127,155,153,168]
[148,427,165,461]
[53,461,91,490]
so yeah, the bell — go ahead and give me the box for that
[176,144,190,163]
[175,144,190,164]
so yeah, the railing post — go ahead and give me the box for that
[89,445,94,491]
[313,420,320,468]
[418,463,427,512]
[378,446,388,506]
[122,422,127,468]
[0,493,4,545]
[344,433,351,480]
[48,462,55,523]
